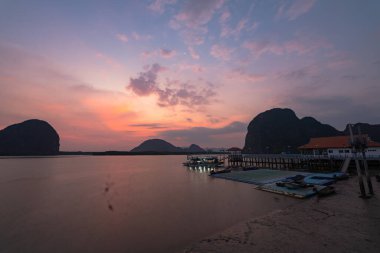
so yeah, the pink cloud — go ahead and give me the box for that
[116,32,152,44]
[219,9,231,23]
[160,48,177,58]
[131,32,153,41]
[226,68,266,83]
[178,63,204,73]
[141,48,177,59]
[148,0,177,14]
[127,64,217,108]
[188,47,200,60]
[116,33,129,43]
[220,17,251,38]
[172,0,224,29]
[128,63,167,96]
[324,50,355,70]
[243,36,331,57]
[210,44,234,61]
[277,65,320,81]
[327,59,355,70]
[141,50,156,59]
[277,0,317,21]
[170,0,224,46]
[95,52,123,69]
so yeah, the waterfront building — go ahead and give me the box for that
[298,135,380,157]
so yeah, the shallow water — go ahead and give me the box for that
[0,156,298,252]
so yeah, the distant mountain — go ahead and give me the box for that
[130,139,182,152]
[0,119,60,155]
[243,108,342,153]
[130,139,206,153]
[343,123,380,142]
[186,144,205,153]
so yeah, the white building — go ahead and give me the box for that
[298,135,380,158]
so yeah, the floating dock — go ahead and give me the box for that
[257,183,325,199]
[210,169,335,199]
[211,169,311,185]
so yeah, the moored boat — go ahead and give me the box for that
[313,185,336,197]
[183,155,224,167]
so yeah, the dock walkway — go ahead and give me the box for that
[227,154,380,171]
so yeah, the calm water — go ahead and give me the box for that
[0,156,298,252]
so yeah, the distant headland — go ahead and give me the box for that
[0,119,60,156]
[1,108,379,156]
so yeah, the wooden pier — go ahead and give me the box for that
[227,154,380,171]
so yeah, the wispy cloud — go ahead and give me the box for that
[277,65,319,81]
[219,3,258,39]
[160,48,177,58]
[226,68,265,83]
[127,63,217,108]
[178,63,204,73]
[148,0,177,14]
[243,36,331,57]
[95,52,123,69]
[277,0,317,21]
[129,123,168,129]
[131,32,153,41]
[141,48,177,59]
[220,17,253,38]
[188,46,200,59]
[219,9,231,23]
[210,44,234,61]
[170,0,224,47]
[117,32,152,43]
[171,0,224,29]
[116,33,129,43]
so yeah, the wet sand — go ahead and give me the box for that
[184,177,380,253]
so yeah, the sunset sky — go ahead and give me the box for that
[0,0,379,151]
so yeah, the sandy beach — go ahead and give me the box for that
[184,177,380,253]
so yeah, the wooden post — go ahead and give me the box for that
[358,127,374,195]
[349,124,367,197]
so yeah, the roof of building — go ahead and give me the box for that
[298,135,380,149]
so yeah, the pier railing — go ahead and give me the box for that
[227,154,380,171]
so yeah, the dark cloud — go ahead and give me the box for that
[279,94,380,130]
[129,123,168,129]
[206,114,226,124]
[128,63,165,96]
[159,48,176,58]
[341,74,364,81]
[159,121,246,145]
[127,63,217,108]
[279,66,317,81]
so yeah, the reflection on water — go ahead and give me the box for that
[0,156,297,253]
[186,165,215,173]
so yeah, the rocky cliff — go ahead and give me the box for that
[243,108,341,153]
[343,123,380,142]
[0,119,60,155]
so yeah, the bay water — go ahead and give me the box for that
[0,156,297,252]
